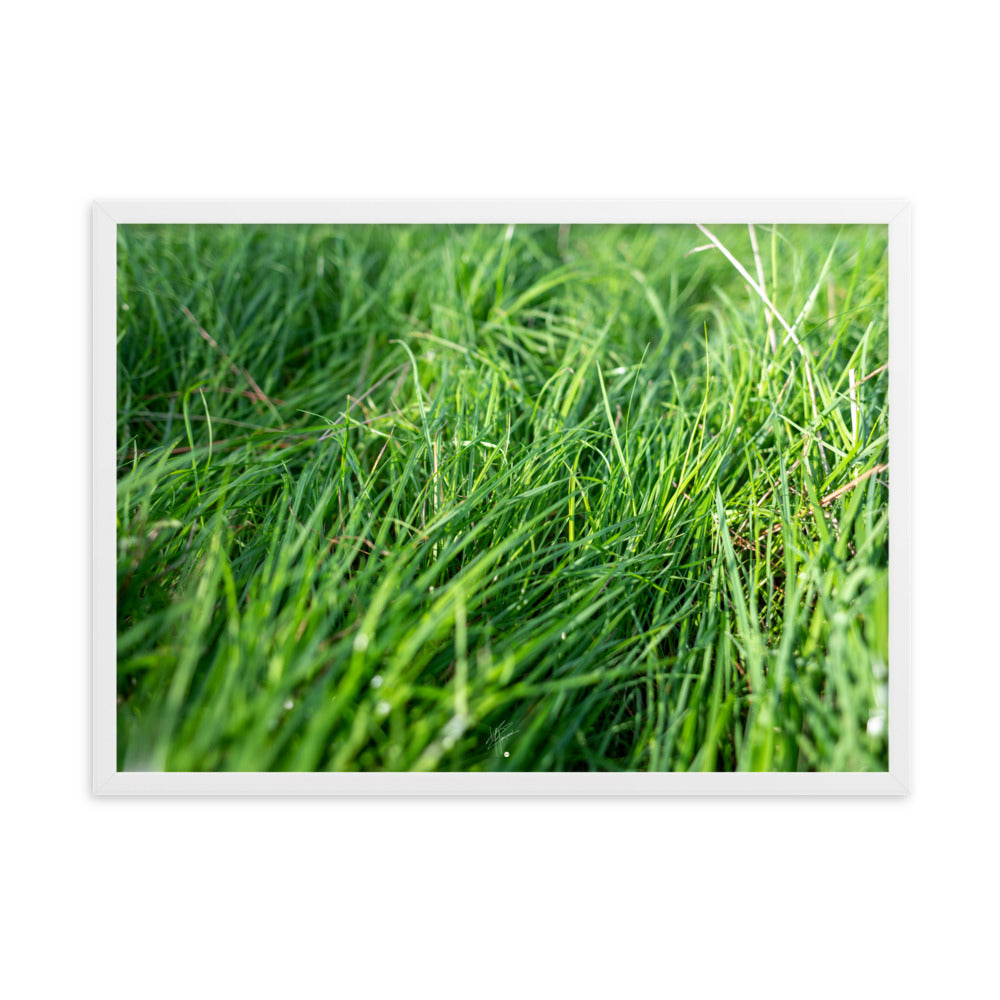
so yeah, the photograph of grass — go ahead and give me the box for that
[115,218,890,774]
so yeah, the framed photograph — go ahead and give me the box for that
[94,200,910,794]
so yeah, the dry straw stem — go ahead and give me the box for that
[181,305,278,415]
[820,463,889,507]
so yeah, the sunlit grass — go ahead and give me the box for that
[116,221,889,771]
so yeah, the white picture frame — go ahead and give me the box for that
[94,199,911,795]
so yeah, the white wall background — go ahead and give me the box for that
[3,3,996,996]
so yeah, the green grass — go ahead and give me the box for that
[116,221,889,772]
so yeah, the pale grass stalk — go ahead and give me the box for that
[748,224,776,354]
[454,587,468,720]
[696,224,830,476]
[787,241,837,344]
[849,368,858,446]
[558,223,571,260]
[695,225,805,357]
[431,436,440,564]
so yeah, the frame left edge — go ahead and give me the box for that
[93,202,118,793]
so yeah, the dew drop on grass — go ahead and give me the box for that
[283,699,294,711]
[375,700,391,717]
[370,674,384,689]
[354,631,370,653]
[561,632,566,640]
[866,712,886,737]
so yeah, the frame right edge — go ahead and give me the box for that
[888,203,912,793]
